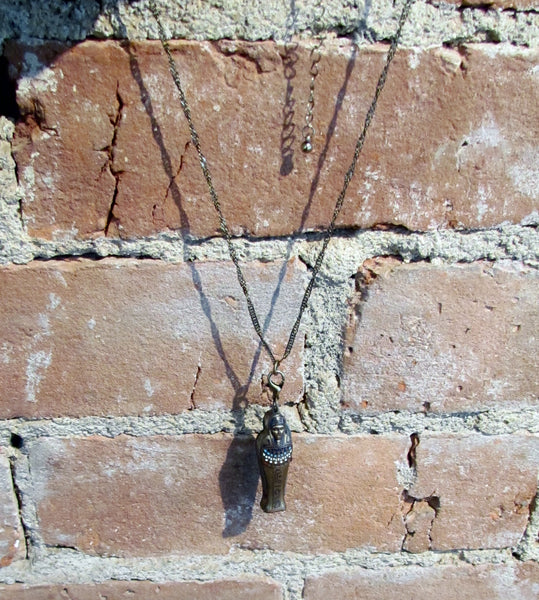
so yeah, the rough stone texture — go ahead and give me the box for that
[0,1,537,46]
[6,41,538,240]
[0,449,25,567]
[27,434,409,556]
[0,258,305,419]
[0,579,283,600]
[303,562,539,600]
[342,260,539,414]
[408,434,539,550]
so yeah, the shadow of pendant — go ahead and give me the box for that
[256,407,293,513]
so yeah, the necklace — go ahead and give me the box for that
[149,0,415,512]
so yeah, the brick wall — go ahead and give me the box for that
[0,1,538,598]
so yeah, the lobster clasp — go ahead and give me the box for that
[267,362,285,406]
[267,368,284,394]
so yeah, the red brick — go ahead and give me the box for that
[0,449,25,567]
[28,434,409,556]
[9,41,119,240]
[407,434,538,550]
[0,259,304,418]
[7,41,538,239]
[343,260,539,413]
[0,579,282,600]
[303,562,539,600]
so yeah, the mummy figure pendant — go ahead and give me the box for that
[256,406,293,513]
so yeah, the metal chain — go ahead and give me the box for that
[302,5,326,153]
[149,0,415,379]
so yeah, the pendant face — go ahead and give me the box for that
[256,407,293,513]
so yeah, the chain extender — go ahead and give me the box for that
[149,0,415,381]
[302,4,326,153]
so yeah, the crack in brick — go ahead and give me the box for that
[407,432,420,470]
[7,123,26,232]
[514,488,538,559]
[399,432,441,553]
[189,361,202,410]
[160,140,191,209]
[150,139,191,228]
[104,82,125,236]
[8,452,30,560]
[11,152,26,231]
[401,490,440,553]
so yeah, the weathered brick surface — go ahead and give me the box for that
[0,449,25,567]
[0,259,304,418]
[303,562,539,600]
[343,260,539,414]
[407,434,538,550]
[0,579,282,600]
[7,40,538,239]
[28,434,409,556]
